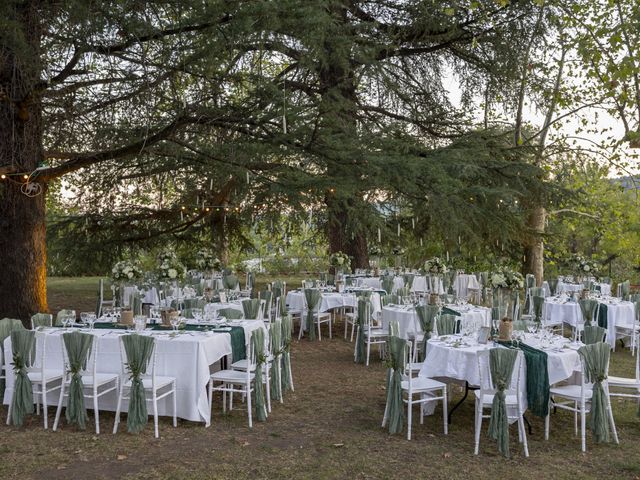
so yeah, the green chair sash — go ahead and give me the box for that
[548,279,558,295]
[280,315,293,392]
[500,341,549,417]
[218,308,243,320]
[382,276,394,295]
[415,305,438,361]
[31,313,52,329]
[620,280,630,301]
[402,274,414,289]
[303,289,321,341]
[121,334,155,433]
[270,319,283,402]
[63,331,94,429]
[487,347,519,458]
[597,303,608,329]
[584,325,606,345]
[354,299,368,364]
[579,299,599,327]
[251,329,268,422]
[532,296,544,323]
[436,314,457,336]
[578,342,611,443]
[242,298,262,320]
[259,290,272,316]
[385,336,407,434]
[223,274,239,290]
[9,329,36,426]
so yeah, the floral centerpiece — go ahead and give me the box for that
[489,266,524,290]
[424,257,449,275]
[111,260,143,283]
[368,245,382,257]
[568,254,598,279]
[157,250,186,280]
[391,246,406,256]
[329,251,351,270]
[195,249,222,272]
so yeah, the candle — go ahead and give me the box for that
[378,228,381,243]
[246,171,250,184]
[412,218,415,229]
[458,235,461,245]
[501,243,504,251]
[474,255,477,262]
[210,179,213,190]
[420,238,423,247]
[397,223,400,237]
[180,211,184,222]
[446,251,449,262]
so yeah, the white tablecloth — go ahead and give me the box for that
[543,297,636,347]
[556,282,583,294]
[2,327,251,424]
[122,286,160,307]
[204,301,244,316]
[420,334,581,387]
[453,274,480,299]
[381,304,491,340]
[285,291,381,317]
[356,277,405,293]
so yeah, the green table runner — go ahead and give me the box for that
[598,303,608,329]
[58,323,247,363]
[498,341,550,417]
[441,306,461,317]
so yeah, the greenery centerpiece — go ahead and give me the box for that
[368,245,382,270]
[489,266,524,321]
[424,257,449,293]
[329,252,351,277]
[567,254,598,282]
[157,250,186,282]
[195,249,222,273]
[391,246,405,268]
[111,260,143,284]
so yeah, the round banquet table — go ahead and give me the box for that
[419,333,581,390]
[285,291,381,317]
[453,274,480,299]
[381,304,491,340]
[543,297,635,347]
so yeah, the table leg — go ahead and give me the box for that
[448,381,478,424]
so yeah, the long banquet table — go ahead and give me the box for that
[3,321,265,425]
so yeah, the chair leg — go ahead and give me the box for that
[474,400,482,455]
[317,317,322,341]
[152,391,159,439]
[53,380,66,431]
[350,322,356,342]
[206,379,213,427]
[329,318,332,339]
[544,412,550,440]
[606,393,619,444]
[93,389,100,434]
[366,340,371,367]
[344,312,348,339]
[172,382,177,428]
[247,384,253,429]
[580,401,586,452]
[113,383,123,434]
[574,401,578,436]
[265,371,272,414]
[42,382,49,429]
[519,415,529,457]
[443,386,448,435]
[407,396,412,441]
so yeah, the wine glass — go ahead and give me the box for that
[170,316,180,332]
[86,313,96,330]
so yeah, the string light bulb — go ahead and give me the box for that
[0,174,5,180]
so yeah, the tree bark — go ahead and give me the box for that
[524,206,545,286]
[0,1,48,321]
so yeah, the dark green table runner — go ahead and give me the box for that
[498,340,550,417]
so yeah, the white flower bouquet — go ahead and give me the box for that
[111,260,143,283]
[568,254,598,277]
[424,257,449,275]
[329,251,351,269]
[391,246,406,256]
[157,250,186,280]
[195,249,222,271]
[489,266,524,289]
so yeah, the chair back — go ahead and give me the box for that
[477,348,524,399]
[119,334,157,387]
[61,331,97,380]
[31,313,52,330]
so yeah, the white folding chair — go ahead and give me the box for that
[474,349,529,457]
[53,333,119,433]
[112,335,177,438]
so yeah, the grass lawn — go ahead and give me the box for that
[2,277,636,479]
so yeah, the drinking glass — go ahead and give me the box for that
[170,317,180,332]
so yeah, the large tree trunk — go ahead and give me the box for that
[319,1,368,271]
[0,1,47,321]
[523,206,546,286]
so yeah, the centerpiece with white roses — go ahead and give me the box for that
[111,260,143,283]
[329,251,351,277]
[424,257,449,294]
[195,248,222,272]
[157,250,186,281]
[567,253,598,281]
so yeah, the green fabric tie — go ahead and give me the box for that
[303,289,321,341]
[121,334,155,434]
[10,329,36,427]
[597,304,608,329]
[280,315,293,392]
[242,298,262,320]
[578,342,611,443]
[223,274,239,290]
[415,305,438,361]
[532,296,544,323]
[0,318,25,397]
[62,331,94,429]
[217,308,243,320]
[583,325,606,344]
[579,299,599,327]
[436,314,457,336]
[31,313,52,329]
[385,336,407,435]
[354,299,368,364]
[382,276,394,295]
[251,329,268,422]
[270,319,283,402]
[487,347,519,458]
